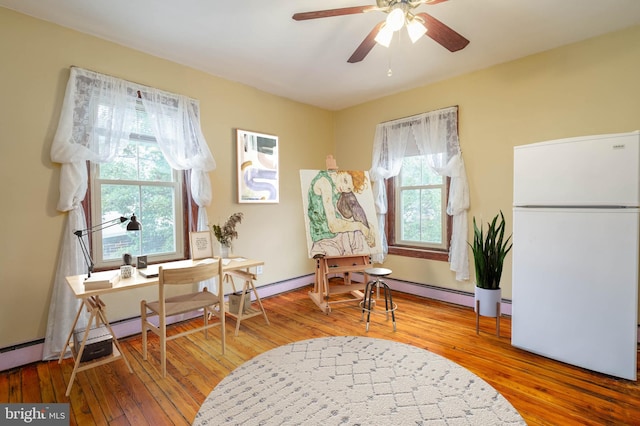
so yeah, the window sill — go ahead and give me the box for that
[94,256,187,272]
[387,246,448,261]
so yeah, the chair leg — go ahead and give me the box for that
[365,280,376,332]
[382,281,390,320]
[140,301,148,360]
[220,301,226,355]
[160,316,167,377]
[361,281,371,321]
[203,301,209,340]
[384,283,396,331]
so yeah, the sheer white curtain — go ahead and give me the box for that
[139,86,215,235]
[139,90,215,293]
[43,67,216,360]
[369,106,470,281]
[139,88,215,226]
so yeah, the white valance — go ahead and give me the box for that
[369,106,470,281]
[51,67,216,212]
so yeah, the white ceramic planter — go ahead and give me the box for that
[474,287,502,317]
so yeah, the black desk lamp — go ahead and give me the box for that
[73,214,142,279]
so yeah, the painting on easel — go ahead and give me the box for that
[299,169,382,258]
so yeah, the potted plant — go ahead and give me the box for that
[469,211,512,317]
[212,212,244,258]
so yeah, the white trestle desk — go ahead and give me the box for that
[60,257,265,396]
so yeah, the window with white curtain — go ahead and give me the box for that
[45,66,216,362]
[90,101,185,269]
[370,106,469,280]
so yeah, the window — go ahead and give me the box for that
[386,154,451,261]
[89,101,185,269]
[372,107,464,267]
[396,155,447,248]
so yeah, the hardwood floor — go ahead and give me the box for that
[1,285,639,425]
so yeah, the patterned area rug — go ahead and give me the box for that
[193,336,525,425]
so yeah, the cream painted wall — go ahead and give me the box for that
[2,5,639,349]
[0,8,332,348]
[335,24,640,299]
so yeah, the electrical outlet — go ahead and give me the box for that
[256,265,263,275]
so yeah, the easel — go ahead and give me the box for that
[308,254,371,314]
[306,156,374,313]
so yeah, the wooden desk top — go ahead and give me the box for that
[66,257,263,298]
[221,257,264,271]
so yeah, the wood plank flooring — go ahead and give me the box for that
[2,285,639,425]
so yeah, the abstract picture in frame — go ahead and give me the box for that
[237,129,279,203]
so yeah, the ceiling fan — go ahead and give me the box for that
[292,0,469,63]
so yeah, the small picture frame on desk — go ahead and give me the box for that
[137,255,148,269]
[190,231,213,260]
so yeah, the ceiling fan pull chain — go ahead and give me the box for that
[387,46,393,77]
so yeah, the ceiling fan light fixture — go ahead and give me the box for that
[374,24,394,47]
[293,1,470,63]
[407,18,427,43]
[386,7,406,32]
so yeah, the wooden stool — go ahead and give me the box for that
[361,268,397,332]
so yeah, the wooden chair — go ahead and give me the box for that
[141,258,225,377]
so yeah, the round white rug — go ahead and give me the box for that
[193,336,525,425]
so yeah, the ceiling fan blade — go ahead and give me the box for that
[348,21,385,63]
[293,6,376,21]
[415,12,469,52]
[410,0,448,6]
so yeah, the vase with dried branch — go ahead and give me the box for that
[212,212,244,257]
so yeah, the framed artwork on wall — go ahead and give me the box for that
[237,129,279,203]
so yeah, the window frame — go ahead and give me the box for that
[82,170,195,272]
[385,175,452,261]
[82,157,197,273]
[89,159,186,270]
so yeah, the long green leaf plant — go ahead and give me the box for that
[469,211,513,290]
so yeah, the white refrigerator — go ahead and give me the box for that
[512,130,640,380]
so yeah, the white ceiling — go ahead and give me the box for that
[2,0,640,110]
